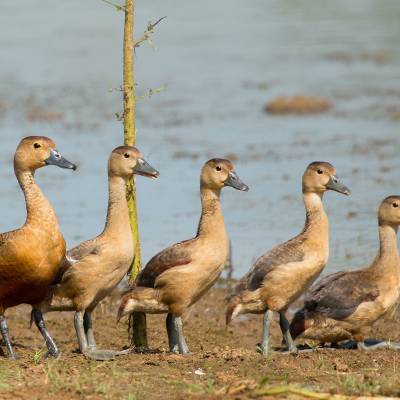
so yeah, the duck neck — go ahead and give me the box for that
[196,186,226,239]
[16,169,58,227]
[301,192,328,239]
[376,224,399,263]
[103,175,131,238]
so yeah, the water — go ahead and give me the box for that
[0,0,399,277]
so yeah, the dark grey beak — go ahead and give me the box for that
[326,175,350,195]
[133,158,159,179]
[45,149,77,171]
[224,171,249,191]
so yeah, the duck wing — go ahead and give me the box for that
[51,239,101,284]
[137,239,194,288]
[304,270,380,320]
[246,238,305,291]
[67,239,101,262]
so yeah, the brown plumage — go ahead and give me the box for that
[0,136,76,359]
[42,146,158,360]
[226,161,350,355]
[136,239,194,288]
[118,158,249,354]
[290,195,400,346]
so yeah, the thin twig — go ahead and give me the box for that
[113,87,163,120]
[137,86,165,100]
[133,16,167,49]
[100,0,126,11]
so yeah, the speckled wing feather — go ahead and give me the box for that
[246,238,305,291]
[304,271,380,320]
[51,239,101,285]
[67,239,101,262]
[137,239,194,288]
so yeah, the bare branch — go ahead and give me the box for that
[137,86,165,101]
[108,85,124,92]
[100,0,126,11]
[115,111,124,121]
[132,16,167,49]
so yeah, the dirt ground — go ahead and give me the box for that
[1,287,400,400]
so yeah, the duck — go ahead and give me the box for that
[117,158,249,354]
[226,161,350,356]
[289,195,400,350]
[0,136,76,359]
[42,146,159,360]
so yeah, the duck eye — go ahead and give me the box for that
[124,153,130,158]
[393,203,399,208]
[216,166,222,171]
[317,169,323,174]
[33,143,41,149]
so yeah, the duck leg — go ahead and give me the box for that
[75,311,129,361]
[0,315,16,359]
[256,310,273,356]
[166,313,179,353]
[279,312,298,353]
[171,316,190,354]
[83,310,97,351]
[32,309,59,358]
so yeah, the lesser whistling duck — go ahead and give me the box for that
[118,158,249,354]
[290,195,400,350]
[226,161,350,356]
[43,146,158,360]
[0,136,76,359]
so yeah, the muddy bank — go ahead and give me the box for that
[0,287,399,399]
[264,95,333,115]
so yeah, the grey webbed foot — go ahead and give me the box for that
[83,349,130,361]
[357,340,400,351]
[0,316,17,359]
[32,309,59,358]
[278,347,312,355]
[75,311,129,360]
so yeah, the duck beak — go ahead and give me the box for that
[326,175,351,195]
[45,149,77,170]
[224,171,249,191]
[133,158,159,179]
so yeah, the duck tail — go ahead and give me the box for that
[117,287,163,322]
[225,295,241,325]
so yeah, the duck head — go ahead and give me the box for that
[201,158,249,192]
[302,161,350,196]
[378,195,400,227]
[108,146,159,180]
[14,136,76,173]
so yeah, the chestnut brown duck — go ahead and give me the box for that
[42,146,158,360]
[290,196,400,351]
[226,161,350,356]
[118,158,249,354]
[0,136,76,359]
